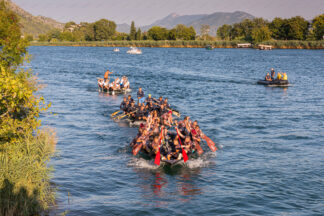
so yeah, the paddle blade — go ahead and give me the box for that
[132,143,143,156]
[154,150,161,165]
[182,149,188,162]
[195,143,204,155]
[204,135,218,152]
[111,110,121,117]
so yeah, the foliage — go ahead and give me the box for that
[172,24,196,40]
[217,24,232,40]
[93,19,116,41]
[129,21,136,40]
[312,14,324,40]
[135,28,141,40]
[25,34,33,42]
[200,24,210,40]
[148,26,169,40]
[0,1,56,214]
[286,16,309,40]
[251,26,271,42]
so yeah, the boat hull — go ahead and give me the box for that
[257,80,289,87]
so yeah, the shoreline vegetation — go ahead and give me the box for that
[0,1,56,215]
[30,40,324,49]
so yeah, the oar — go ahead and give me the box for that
[176,131,188,162]
[202,135,218,152]
[195,142,204,155]
[154,127,164,165]
[132,141,143,156]
[111,110,122,117]
[113,110,134,120]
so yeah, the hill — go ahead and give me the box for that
[118,11,255,35]
[4,0,64,36]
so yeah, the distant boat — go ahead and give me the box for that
[127,47,142,55]
[113,48,120,52]
[205,45,214,50]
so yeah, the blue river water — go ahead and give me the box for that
[29,46,324,215]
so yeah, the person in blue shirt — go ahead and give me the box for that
[137,87,145,104]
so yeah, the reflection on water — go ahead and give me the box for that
[134,166,203,207]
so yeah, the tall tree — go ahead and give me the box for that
[251,26,271,42]
[269,17,288,40]
[129,21,136,40]
[148,26,168,40]
[135,28,141,40]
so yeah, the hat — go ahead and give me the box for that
[168,110,172,114]
[148,94,151,97]
[140,123,145,128]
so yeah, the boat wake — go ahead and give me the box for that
[127,151,217,170]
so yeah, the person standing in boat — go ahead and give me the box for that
[137,87,145,104]
[270,68,275,80]
[104,69,113,82]
[120,97,128,111]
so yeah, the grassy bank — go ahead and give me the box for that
[30,40,324,49]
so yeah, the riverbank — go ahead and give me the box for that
[30,40,324,49]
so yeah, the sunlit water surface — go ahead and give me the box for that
[29,47,324,215]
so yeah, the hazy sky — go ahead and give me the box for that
[13,0,324,25]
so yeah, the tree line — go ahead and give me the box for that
[36,14,323,43]
[38,20,196,42]
[217,14,324,43]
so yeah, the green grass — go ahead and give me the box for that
[30,40,324,49]
[0,128,57,215]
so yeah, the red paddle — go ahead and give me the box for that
[132,142,143,156]
[176,131,188,162]
[195,142,204,155]
[154,128,164,165]
[202,135,218,152]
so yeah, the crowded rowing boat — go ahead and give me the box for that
[97,69,131,94]
[111,87,217,166]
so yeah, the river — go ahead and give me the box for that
[29,46,324,215]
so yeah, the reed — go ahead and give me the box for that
[31,40,324,49]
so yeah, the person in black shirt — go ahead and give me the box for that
[137,87,145,104]
[120,97,127,111]
[127,95,134,104]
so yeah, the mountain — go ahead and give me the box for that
[188,11,255,35]
[4,0,64,36]
[117,11,255,35]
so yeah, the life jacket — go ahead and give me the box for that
[282,73,288,80]
[104,71,109,79]
[277,73,282,80]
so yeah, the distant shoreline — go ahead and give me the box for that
[30,40,324,49]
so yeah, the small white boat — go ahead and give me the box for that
[113,48,120,52]
[126,47,142,55]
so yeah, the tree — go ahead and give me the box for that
[0,1,28,68]
[129,21,136,40]
[148,26,169,40]
[38,34,47,42]
[135,28,141,40]
[64,21,77,31]
[59,31,76,41]
[25,34,34,42]
[286,16,309,40]
[200,24,210,40]
[312,14,324,40]
[251,26,271,42]
[46,29,61,42]
[217,24,232,40]
[269,17,288,40]
[93,19,116,41]
[172,24,196,40]
[0,2,56,214]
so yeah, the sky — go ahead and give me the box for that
[13,0,324,25]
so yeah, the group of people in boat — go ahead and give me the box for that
[265,68,288,82]
[120,88,207,161]
[98,69,130,91]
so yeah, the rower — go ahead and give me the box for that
[183,136,193,153]
[120,97,127,111]
[145,94,154,104]
[161,110,173,127]
[136,106,147,121]
[163,98,170,109]
[126,101,136,118]
[137,87,145,104]
[158,104,167,116]
[157,96,163,105]
[265,72,272,81]
[282,72,288,81]
[270,68,275,80]
[127,95,134,104]
[104,69,113,82]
